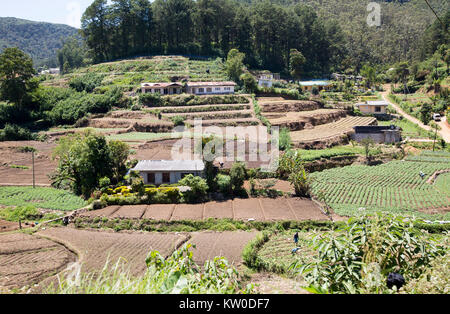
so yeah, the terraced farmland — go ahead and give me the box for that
[310,152,450,219]
[160,97,260,127]
[0,186,87,211]
[290,116,377,148]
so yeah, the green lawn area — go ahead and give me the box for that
[378,119,434,139]
[0,186,87,211]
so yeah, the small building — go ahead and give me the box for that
[356,101,389,115]
[299,80,332,92]
[141,82,183,95]
[186,82,236,95]
[132,160,205,185]
[353,125,402,144]
[257,73,274,88]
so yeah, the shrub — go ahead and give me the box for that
[69,73,105,93]
[216,174,232,195]
[170,115,186,126]
[230,162,247,194]
[0,123,34,141]
[291,214,446,294]
[179,175,209,203]
[46,244,252,294]
[0,205,42,222]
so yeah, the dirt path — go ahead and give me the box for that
[380,86,450,143]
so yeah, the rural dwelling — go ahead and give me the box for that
[356,101,389,115]
[256,73,274,88]
[132,160,205,185]
[299,80,332,92]
[141,82,183,95]
[186,82,236,95]
[352,125,402,144]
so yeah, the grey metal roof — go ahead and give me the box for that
[366,101,389,106]
[132,160,205,172]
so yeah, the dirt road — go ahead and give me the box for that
[380,87,450,143]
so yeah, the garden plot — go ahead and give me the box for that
[188,231,259,267]
[0,141,57,186]
[0,233,76,290]
[80,198,325,222]
[264,109,347,131]
[257,99,322,113]
[0,219,20,233]
[290,116,377,148]
[37,228,188,276]
[310,155,450,219]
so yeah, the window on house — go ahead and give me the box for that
[215,88,221,91]
[375,106,381,113]
[162,173,171,183]
[147,173,155,184]
[199,88,204,93]
[206,88,212,93]
[225,87,231,91]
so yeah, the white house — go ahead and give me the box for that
[132,160,205,185]
[355,100,389,115]
[186,82,236,95]
[257,73,274,88]
[141,82,183,95]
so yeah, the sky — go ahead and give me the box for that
[0,0,112,28]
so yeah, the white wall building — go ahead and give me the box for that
[186,82,236,95]
[132,160,205,185]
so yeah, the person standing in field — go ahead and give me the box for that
[294,232,299,245]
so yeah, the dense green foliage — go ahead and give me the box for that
[79,0,449,76]
[291,214,447,294]
[47,244,253,294]
[51,130,130,198]
[80,0,345,76]
[0,17,79,68]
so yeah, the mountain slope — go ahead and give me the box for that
[0,17,79,67]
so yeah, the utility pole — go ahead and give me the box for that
[32,150,35,188]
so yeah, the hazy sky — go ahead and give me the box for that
[0,0,112,28]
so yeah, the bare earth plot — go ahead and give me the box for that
[0,220,21,233]
[290,116,377,148]
[0,233,75,290]
[37,227,188,276]
[0,141,57,186]
[188,231,259,267]
[80,197,328,221]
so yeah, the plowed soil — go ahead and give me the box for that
[37,228,188,276]
[0,220,20,233]
[188,231,259,266]
[81,197,328,222]
[0,141,57,186]
[0,233,75,290]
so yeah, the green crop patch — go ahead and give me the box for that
[0,186,87,211]
[310,152,450,220]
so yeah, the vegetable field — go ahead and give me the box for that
[310,151,450,219]
[0,187,87,211]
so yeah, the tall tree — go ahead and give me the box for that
[0,48,37,109]
[81,0,111,62]
[289,49,306,80]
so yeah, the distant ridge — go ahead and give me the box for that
[0,17,79,67]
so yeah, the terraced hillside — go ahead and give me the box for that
[310,151,450,220]
[44,56,228,90]
[290,116,377,149]
[256,97,377,149]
